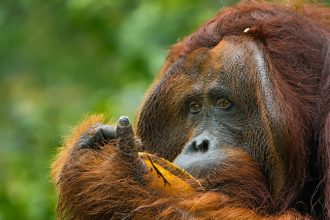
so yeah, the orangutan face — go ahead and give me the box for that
[137,36,288,199]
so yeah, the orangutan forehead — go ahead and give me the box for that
[206,37,269,83]
[160,37,275,110]
[164,37,265,83]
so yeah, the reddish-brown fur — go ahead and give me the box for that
[52,1,330,219]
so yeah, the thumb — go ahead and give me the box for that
[116,116,137,157]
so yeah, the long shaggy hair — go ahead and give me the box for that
[165,1,330,218]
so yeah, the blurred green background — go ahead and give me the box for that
[0,0,329,219]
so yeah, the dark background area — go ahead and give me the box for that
[0,0,329,219]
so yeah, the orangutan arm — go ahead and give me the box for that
[51,115,305,220]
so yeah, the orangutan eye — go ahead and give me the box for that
[215,98,231,109]
[189,101,202,114]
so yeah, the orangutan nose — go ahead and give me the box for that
[190,139,209,152]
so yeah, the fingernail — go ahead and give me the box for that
[119,116,129,126]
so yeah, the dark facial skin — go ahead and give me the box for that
[136,36,288,199]
[172,41,261,178]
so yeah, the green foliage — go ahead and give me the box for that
[0,0,328,219]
